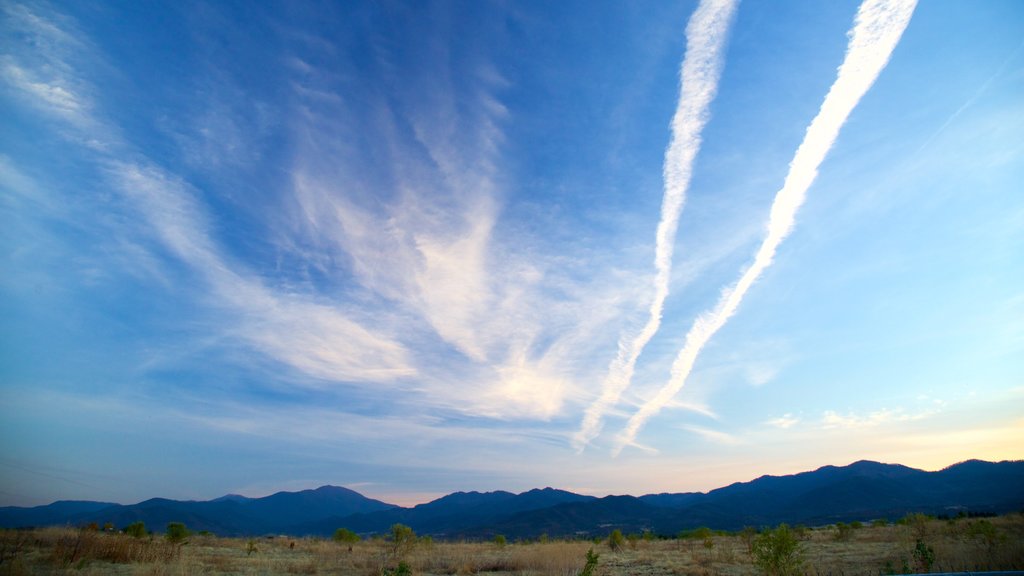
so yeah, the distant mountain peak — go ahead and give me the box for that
[211,494,249,503]
[313,485,354,493]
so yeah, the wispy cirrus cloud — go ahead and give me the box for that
[615,0,918,454]
[575,0,740,450]
[2,2,415,385]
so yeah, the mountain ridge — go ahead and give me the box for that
[2,459,1021,538]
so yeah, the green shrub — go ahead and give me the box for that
[165,523,189,545]
[580,548,600,576]
[124,522,146,539]
[912,539,935,572]
[607,529,625,551]
[833,522,852,541]
[752,524,803,576]
[493,534,506,546]
[389,524,416,556]
[382,560,412,576]
[333,528,360,544]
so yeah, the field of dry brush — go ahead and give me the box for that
[1,513,1021,575]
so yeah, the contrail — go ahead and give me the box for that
[573,0,740,451]
[613,0,918,455]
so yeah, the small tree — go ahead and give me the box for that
[752,524,803,576]
[333,528,360,544]
[493,534,507,546]
[607,529,625,551]
[125,521,147,538]
[390,523,416,557]
[580,548,600,576]
[165,522,189,544]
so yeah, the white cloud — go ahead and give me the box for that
[575,0,741,450]
[614,0,918,454]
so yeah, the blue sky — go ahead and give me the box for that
[1,0,1022,507]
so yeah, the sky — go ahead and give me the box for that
[1,0,1022,508]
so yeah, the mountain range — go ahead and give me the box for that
[2,459,1021,539]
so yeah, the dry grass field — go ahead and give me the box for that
[1,514,1021,576]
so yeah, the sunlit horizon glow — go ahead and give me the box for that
[2,0,1022,507]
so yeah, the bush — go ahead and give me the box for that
[607,529,625,551]
[493,534,506,546]
[912,539,935,572]
[580,548,600,576]
[124,522,146,539]
[389,524,416,556]
[966,519,1004,554]
[382,560,412,576]
[333,528,360,544]
[833,522,852,541]
[165,523,189,545]
[752,524,803,576]
[900,513,930,539]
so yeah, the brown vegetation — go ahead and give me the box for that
[0,513,1021,575]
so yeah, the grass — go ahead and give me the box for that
[0,513,1021,575]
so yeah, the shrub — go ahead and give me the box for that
[124,522,146,539]
[580,548,600,576]
[690,527,713,540]
[607,529,625,551]
[493,534,506,546]
[912,539,935,572]
[389,524,416,556]
[752,524,803,576]
[165,522,189,545]
[900,513,930,540]
[333,528,360,544]
[833,522,852,541]
[966,519,1004,554]
[872,518,889,527]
